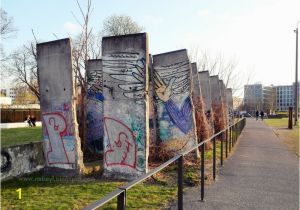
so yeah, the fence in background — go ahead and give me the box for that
[84,118,246,210]
[1,109,41,123]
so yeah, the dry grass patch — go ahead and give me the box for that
[264,118,299,156]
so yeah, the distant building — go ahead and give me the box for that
[243,84,263,114]
[292,82,300,113]
[244,83,300,113]
[276,85,294,111]
[1,88,17,103]
[0,89,7,96]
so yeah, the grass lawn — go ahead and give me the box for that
[1,127,42,147]
[1,173,177,210]
[1,125,241,209]
[264,117,299,127]
[264,118,299,156]
[1,139,235,210]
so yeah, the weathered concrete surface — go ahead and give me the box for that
[219,80,227,106]
[152,50,198,155]
[169,119,299,210]
[86,59,103,154]
[198,71,212,113]
[210,76,226,132]
[198,71,214,131]
[226,88,233,110]
[148,54,159,160]
[1,142,45,181]
[191,63,201,98]
[102,33,149,179]
[210,76,222,105]
[37,38,84,175]
[226,88,234,124]
[191,63,203,141]
[219,80,228,127]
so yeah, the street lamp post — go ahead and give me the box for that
[294,22,299,125]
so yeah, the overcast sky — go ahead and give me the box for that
[1,0,300,93]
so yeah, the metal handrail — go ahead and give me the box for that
[84,118,246,210]
[85,189,124,209]
[120,155,181,191]
[181,123,235,156]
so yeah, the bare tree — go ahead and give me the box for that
[0,8,17,39]
[71,0,101,154]
[102,14,144,36]
[2,1,143,156]
[0,46,9,81]
[72,2,144,155]
[189,48,242,95]
[9,43,40,100]
[0,9,17,81]
[14,84,39,105]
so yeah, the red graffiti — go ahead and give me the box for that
[104,117,137,169]
[43,112,71,165]
[63,103,71,111]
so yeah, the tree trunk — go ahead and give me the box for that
[80,89,87,157]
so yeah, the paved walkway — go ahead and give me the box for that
[171,118,299,210]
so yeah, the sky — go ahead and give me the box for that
[1,0,300,95]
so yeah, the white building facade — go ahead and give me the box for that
[1,88,17,103]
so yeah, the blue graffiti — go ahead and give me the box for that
[164,97,192,134]
[88,89,104,101]
[63,136,75,151]
[86,88,104,153]
[86,110,103,153]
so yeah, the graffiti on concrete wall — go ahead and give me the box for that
[104,117,137,168]
[103,51,147,173]
[1,150,11,173]
[86,102,103,153]
[37,38,83,173]
[42,103,75,165]
[87,63,104,153]
[198,71,214,131]
[1,143,45,181]
[87,67,103,101]
[103,53,145,102]
[154,60,195,152]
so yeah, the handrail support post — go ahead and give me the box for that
[117,190,126,210]
[213,137,216,180]
[200,143,205,201]
[221,133,223,166]
[178,155,183,210]
[225,129,228,158]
